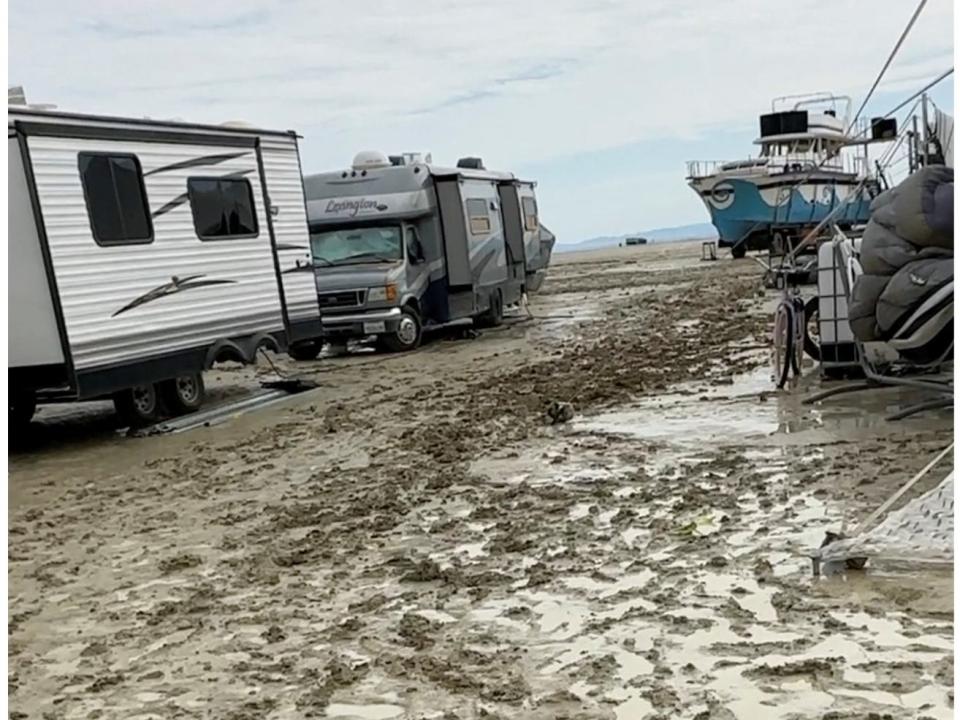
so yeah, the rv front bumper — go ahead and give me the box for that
[321,307,402,337]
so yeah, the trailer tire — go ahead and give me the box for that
[10,392,36,426]
[380,307,422,352]
[159,373,206,416]
[731,244,747,259]
[114,383,163,427]
[288,341,322,361]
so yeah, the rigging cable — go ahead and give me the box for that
[848,0,929,131]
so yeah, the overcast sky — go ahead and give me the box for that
[9,0,955,243]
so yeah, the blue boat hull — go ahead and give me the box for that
[692,174,873,250]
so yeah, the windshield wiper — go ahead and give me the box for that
[312,257,334,267]
[333,252,398,264]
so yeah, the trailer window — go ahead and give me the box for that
[466,198,491,235]
[187,177,259,240]
[78,153,153,245]
[522,196,539,231]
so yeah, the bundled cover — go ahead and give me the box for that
[848,166,954,364]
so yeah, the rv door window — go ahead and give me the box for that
[522,196,539,231]
[187,177,259,240]
[78,153,153,245]
[466,198,491,235]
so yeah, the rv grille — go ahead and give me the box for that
[317,290,365,308]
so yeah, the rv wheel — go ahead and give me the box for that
[380,307,422,352]
[160,373,206,416]
[114,383,163,427]
[9,392,36,426]
[288,341,322,361]
[731,244,747,260]
[476,291,504,328]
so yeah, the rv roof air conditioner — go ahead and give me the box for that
[457,157,485,170]
[352,151,392,171]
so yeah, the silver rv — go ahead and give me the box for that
[8,105,321,426]
[292,152,554,357]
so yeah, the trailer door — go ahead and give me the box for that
[434,177,472,289]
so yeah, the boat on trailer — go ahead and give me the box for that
[687,93,893,258]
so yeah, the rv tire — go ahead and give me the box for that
[381,307,422,352]
[476,290,504,328]
[160,373,206,416]
[114,383,163,427]
[289,341,322,361]
[10,392,36,426]
[731,244,747,260]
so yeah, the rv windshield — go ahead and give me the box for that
[309,226,403,265]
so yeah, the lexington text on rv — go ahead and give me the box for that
[7,106,322,426]
[292,151,555,357]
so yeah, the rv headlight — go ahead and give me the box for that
[367,284,398,302]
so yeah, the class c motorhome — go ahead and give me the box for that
[8,104,321,426]
[293,152,555,356]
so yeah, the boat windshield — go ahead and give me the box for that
[309,225,403,266]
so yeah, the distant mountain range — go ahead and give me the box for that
[556,222,718,253]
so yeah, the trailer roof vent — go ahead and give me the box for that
[457,157,485,170]
[352,150,392,171]
[220,120,256,128]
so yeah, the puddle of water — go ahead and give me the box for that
[607,688,654,719]
[325,703,404,719]
[699,572,778,623]
[563,569,655,599]
[833,686,953,718]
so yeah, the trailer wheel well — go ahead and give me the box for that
[205,333,281,368]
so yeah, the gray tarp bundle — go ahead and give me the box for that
[848,166,954,358]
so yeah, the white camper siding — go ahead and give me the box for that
[8,136,65,368]
[258,135,320,327]
[26,134,285,372]
[461,179,507,288]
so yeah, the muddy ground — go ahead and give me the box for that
[9,241,954,720]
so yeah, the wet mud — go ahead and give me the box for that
[9,242,953,719]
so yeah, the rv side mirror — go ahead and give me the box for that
[407,236,425,264]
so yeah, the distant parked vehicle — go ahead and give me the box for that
[625,237,649,246]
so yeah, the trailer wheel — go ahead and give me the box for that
[731,244,747,259]
[288,341,322,361]
[9,392,36,426]
[159,373,206,416]
[380,307,422,352]
[114,383,163,427]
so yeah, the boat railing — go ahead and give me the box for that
[687,152,863,179]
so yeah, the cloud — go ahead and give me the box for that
[9,0,954,240]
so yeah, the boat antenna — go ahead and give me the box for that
[848,0,928,132]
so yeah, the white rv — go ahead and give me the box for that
[8,106,321,425]
[294,152,555,356]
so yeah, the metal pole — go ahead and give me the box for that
[911,115,921,170]
[921,92,930,165]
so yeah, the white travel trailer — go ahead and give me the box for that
[8,105,321,425]
[294,152,555,356]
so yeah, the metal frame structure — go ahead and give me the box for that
[803,229,953,421]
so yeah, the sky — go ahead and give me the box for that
[9,0,955,244]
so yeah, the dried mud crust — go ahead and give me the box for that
[8,243,954,718]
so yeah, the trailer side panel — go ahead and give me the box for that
[26,133,285,383]
[8,135,65,369]
[259,135,322,343]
